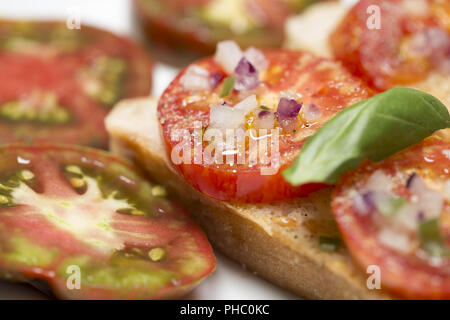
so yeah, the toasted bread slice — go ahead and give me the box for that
[105,96,391,299]
[285,1,351,58]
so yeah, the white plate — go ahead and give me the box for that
[0,0,297,300]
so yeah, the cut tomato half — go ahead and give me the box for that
[158,49,372,202]
[332,137,450,299]
[0,144,215,299]
[0,20,153,148]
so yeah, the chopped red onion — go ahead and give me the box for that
[234,57,259,91]
[407,173,443,219]
[210,72,223,89]
[354,191,376,216]
[258,110,270,118]
[244,47,268,71]
[276,98,302,120]
[214,40,244,74]
[179,65,211,91]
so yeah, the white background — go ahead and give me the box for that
[0,0,297,300]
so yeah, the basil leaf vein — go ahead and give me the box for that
[283,88,450,185]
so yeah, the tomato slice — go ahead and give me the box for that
[133,0,299,62]
[0,144,215,299]
[0,20,153,148]
[158,50,372,202]
[332,137,450,299]
[330,0,450,91]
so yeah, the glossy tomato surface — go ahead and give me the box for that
[158,50,372,202]
[0,20,153,148]
[330,0,450,91]
[332,137,450,299]
[0,144,215,299]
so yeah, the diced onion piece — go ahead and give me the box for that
[302,103,322,121]
[364,170,392,192]
[276,97,302,120]
[393,203,421,231]
[408,174,443,219]
[180,65,211,91]
[234,95,258,114]
[209,95,257,130]
[254,109,275,130]
[214,40,243,74]
[234,58,259,91]
[209,104,245,130]
[244,47,268,71]
[210,72,223,89]
[378,228,413,254]
[353,192,375,216]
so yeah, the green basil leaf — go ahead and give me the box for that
[220,76,235,98]
[283,88,450,185]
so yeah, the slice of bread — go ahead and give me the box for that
[285,1,351,58]
[105,96,391,299]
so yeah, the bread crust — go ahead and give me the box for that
[106,97,392,299]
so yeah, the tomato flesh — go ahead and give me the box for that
[332,137,450,299]
[158,50,372,202]
[0,144,215,299]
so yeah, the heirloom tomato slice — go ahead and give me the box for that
[0,144,215,299]
[0,20,153,148]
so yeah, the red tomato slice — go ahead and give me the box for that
[0,20,153,148]
[133,0,297,61]
[0,144,215,299]
[330,0,450,91]
[332,137,450,299]
[158,50,372,202]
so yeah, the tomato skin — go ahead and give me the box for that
[332,138,450,299]
[0,144,215,300]
[158,50,372,203]
[176,161,325,202]
[330,0,449,91]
